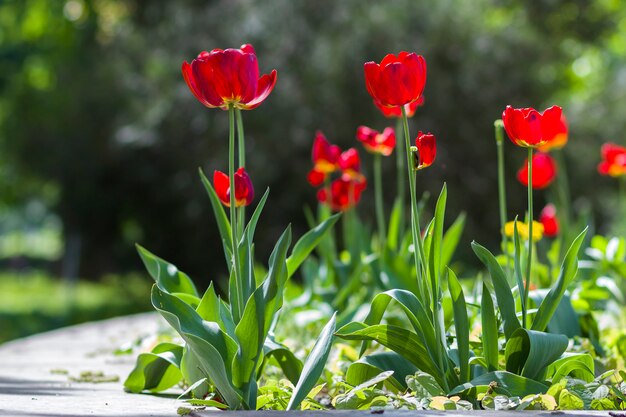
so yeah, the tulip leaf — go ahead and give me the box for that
[448,267,470,383]
[232,285,266,390]
[136,244,198,297]
[513,218,526,323]
[387,198,402,251]
[546,353,595,383]
[287,313,336,410]
[180,345,209,398]
[262,336,303,386]
[450,371,549,397]
[243,187,270,245]
[261,225,292,333]
[360,289,436,358]
[199,168,233,269]
[531,227,588,332]
[504,328,568,381]
[428,183,446,302]
[346,351,418,391]
[441,212,466,269]
[150,285,242,408]
[335,322,443,388]
[123,342,183,393]
[481,283,499,372]
[472,241,520,339]
[286,213,340,279]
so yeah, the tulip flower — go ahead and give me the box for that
[537,114,568,152]
[364,52,427,107]
[413,131,436,170]
[311,131,341,174]
[374,97,424,118]
[516,153,556,189]
[356,126,396,156]
[598,143,626,177]
[504,221,544,242]
[317,177,366,212]
[502,105,564,148]
[182,44,277,110]
[213,168,254,207]
[339,148,364,181]
[539,204,559,237]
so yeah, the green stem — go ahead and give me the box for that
[395,117,405,242]
[235,109,246,241]
[228,105,243,319]
[374,153,386,253]
[494,120,511,277]
[524,147,534,329]
[401,107,428,301]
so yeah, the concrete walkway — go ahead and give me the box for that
[0,313,182,417]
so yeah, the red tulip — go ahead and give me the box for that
[213,168,254,207]
[374,97,424,118]
[517,153,557,189]
[356,126,396,156]
[317,177,367,212]
[182,44,277,110]
[338,148,364,180]
[539,204,559,237]
[538,114,568,152]
[311,131,341,174]
[598,143,626,177]
[502,105,563,148]
[414,131,436,170]
[306,169,326,187]
[364,52,427,107]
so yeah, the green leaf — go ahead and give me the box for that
[450,371,549,397]
[531,227,588,332]
[346,352,418,391]
[361,289,436,358]
[243,187,269,245]
[559,388,584,410]
[232,285,266,389]
[180,345,209,398]
[136,245,198,297]
[263,336,303,386]
[387,198,402,251]
[544,353,595,383]
[123,342,183,393]
[481,283,499,372]
[336,322,443,388]
[199,168,233,268]
[513,218,526,321]
[287,313,336,410]
[441,212,466,269]
[448,268,470,383]
[472,241,520,339]
[286,213,340,279]
[261,225,292,333]
[504,328,568,380]
[406,371,446,397]
[150,285,242,408]
[196,282,220,324]
[428,183,446,308]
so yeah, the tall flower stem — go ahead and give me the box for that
[401,107,427,299]
[494,120,511,277]
[395,117,406,241]
[228,105,243,318]
[374,153,386,253]
[523,147,534,328]
[235,109,246,241]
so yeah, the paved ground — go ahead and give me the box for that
[0,314,615,417]
[0,313,183,417]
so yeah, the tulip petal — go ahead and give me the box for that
[213,170,231,206]
[242,70,277,110]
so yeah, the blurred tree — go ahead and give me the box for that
[0,0,624,282]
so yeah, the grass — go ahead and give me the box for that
[0,271,152,343]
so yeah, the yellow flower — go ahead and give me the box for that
[504,220,544,242]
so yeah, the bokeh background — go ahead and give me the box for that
[1,0,625,341]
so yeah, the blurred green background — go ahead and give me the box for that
[0,0,625,341]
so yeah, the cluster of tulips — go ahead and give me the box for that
[126,42,626,410]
